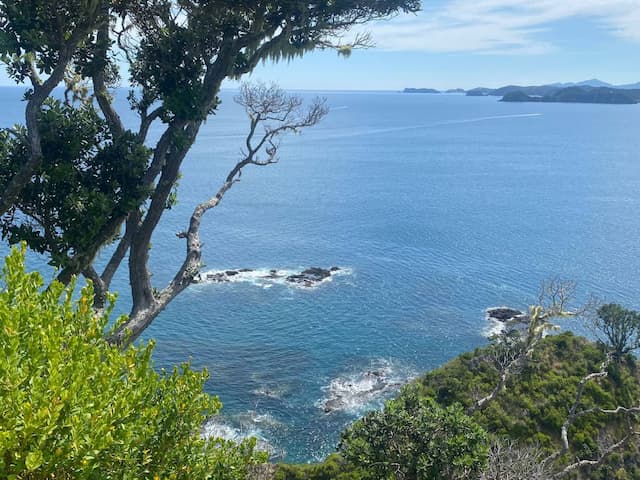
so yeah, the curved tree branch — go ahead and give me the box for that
[109,84,327,346]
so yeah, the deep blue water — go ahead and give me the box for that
[2,88,640,461]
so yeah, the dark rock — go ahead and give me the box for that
[263,269,282,279]
[286,267,336,287]
[225,270,239,276]
[324,399,342,413]
[238,268,253,272]
[330,266,340,272]
[486,307,527,322]
[206,272,228,283]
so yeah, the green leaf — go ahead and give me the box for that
[25,450,43,471]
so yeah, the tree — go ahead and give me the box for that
[339,393,488,480]
[591,303,640,362]
[481,439,552,480]
[471,278,577,413]
[0,245,266,479]
[0,0,420,344]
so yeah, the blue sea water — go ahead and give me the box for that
[2,87,640,461]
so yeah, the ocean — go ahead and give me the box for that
[2,87,640,461]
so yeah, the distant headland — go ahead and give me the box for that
[404,79,640,104]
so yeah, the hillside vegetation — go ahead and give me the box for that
[277,332,640,479]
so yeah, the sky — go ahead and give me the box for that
[242,0,640,90]
[1,0,639,91]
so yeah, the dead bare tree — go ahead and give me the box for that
[108,83,327,345]
[474,280,640,477]
[470,279,577,414]
[542,353,640,478]
[481,439,552,480]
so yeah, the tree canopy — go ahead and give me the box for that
[592,303,640,361]
[0,0,420,343]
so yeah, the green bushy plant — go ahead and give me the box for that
[0,245,266,479]
[275,454,366,480]
[339,395,488,480]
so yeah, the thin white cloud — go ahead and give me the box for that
[367,0,640,53]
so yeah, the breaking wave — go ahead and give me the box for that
[202,412,285,459]
[317,359,417,415]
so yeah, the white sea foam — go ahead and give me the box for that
[202,413,284,458]
[251,385,287,400]
[483,319,507,338]
[318,359,416,415]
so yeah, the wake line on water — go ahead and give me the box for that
[312,113,543,139]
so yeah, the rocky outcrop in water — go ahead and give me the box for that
[486,307,529,323]
[196,269,254,283]
[285,267,340,287]
[321,369,401,414]
[193,266,341,287]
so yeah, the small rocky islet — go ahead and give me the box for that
[194,266,341,287]
[485,306,529,323]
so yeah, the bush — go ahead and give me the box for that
[274,454,366,480]
[0,246,265,479]
[339,395,488,480]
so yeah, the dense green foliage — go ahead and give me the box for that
[400,332,640,477]
[275,454,366,480]
[404,333,638,452]
[594,304,640,361]
[0,246,265,479]
[339,396,487,479]
[0,100,150,267]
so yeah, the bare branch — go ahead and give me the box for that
[552,431,638,479]
[557,356,611,457]
[470,331,526,413]
[138,106,164,141]
[537,278,577,318]
[482,439,552,480]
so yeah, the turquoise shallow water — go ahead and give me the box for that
[2,88,640,461]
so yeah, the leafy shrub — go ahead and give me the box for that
[275,454,366,480]
[339,395,488,480]
[0,246,265,479]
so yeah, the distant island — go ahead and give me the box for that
[501,86,640,104]
[404,79,640,104]
[402,87,467,94]
[403,88,441,94]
